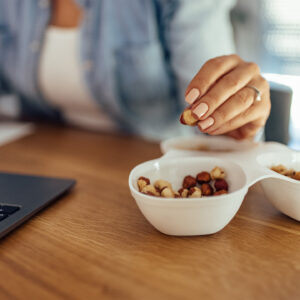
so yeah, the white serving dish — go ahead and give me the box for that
[128,136,300,236]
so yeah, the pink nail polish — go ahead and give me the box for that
[193,103,208,118]
[185,88,200,104]
[199,117,214,130]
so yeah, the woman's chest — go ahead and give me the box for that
[0,0,176,123]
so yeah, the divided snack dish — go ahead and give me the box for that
[129,136,300,236]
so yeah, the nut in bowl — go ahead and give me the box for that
[270,165,300,181]
[137,166,229,199]
[129,157,248,236]
[257,151,300,221]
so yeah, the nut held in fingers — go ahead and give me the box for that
[180,109,198,126]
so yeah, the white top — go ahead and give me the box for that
[39,26,117,131]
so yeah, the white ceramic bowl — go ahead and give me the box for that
[129,157,248,236]
[257,151,300,221]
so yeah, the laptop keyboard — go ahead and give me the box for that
[0,205,20,221]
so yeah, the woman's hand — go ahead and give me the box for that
[183,54,271,140]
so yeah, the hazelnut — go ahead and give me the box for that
[291,172,300,181]
[270,165,300,181]
[201,183,213,196]
[196,171,211,184]
[271,165,287,174]
[182,175,197,189]
[137,176,150,191]
[161,187,175,198]
[141,184,160,196]
[154,179,172,192]
[210,166,226,180]
[188,187,202,198]
[178,188,189,198]
[213,189,228,196]
[283,169,296,177]
[180,109,198,126]
[214,179,229,191]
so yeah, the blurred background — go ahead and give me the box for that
[1,0,299,148]
[232,0,300,149]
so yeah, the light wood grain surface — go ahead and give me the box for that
[0,125,299,300]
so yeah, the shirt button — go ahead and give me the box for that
[30,41,40,53]
[83,60,94,72]
[39,0,49,9]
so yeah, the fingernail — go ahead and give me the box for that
[193,102,208,118]
[198,117,214,130]
[185,88,200,104]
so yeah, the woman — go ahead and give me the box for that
[0,0,270,140]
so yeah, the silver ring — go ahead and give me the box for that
[246,85,262,101]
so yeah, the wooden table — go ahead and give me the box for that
[0,125,299,300]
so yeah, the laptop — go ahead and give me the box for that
[0,172,76,238]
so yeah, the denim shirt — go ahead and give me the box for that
[0,0,235,140]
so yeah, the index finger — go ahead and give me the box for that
[185,54,242,104]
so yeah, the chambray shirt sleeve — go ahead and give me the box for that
[163,0,236,106]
